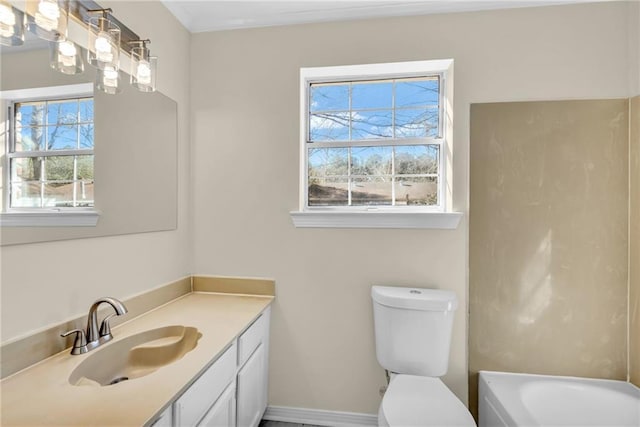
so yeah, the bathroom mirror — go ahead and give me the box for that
[0,44,178,246]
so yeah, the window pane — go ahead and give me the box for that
[308,177,349,206]
[352,110,392,140]
[43,181,74,207]
[17,126,45,151]
[79,99,94,122]
[11,157,40,181]
[351,146,392,175]
[395,78,439,108]
[42,182,94,207]
[79,124,94,148]
[352,82,392,110]
[47,99,78,126]
[45,156,74,181]
[310,84,349,112]
[395,145,439,174]
[76,180,94,206]
[309,112,350,141]
[47,125,78,150]
[308,148,348,177]
[351,177,392,206]
[395,107,439,138]
[77,155,94,180]
[394,176,438,206]
[11,181,42,207]
[16,102,45,127]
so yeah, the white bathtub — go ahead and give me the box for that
[478,371,640,427]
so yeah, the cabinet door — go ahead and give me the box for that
[198,382,236,427]
[175,344,237,426]
[236,344,266,427]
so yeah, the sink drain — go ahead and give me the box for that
[108,376,129,385]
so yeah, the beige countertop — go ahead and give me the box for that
[0,292,273,426]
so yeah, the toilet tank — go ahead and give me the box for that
[372,286,458,377]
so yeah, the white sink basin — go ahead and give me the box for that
[69,325,201,386]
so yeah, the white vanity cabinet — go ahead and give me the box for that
[150,307,271,427]
[237,309,270,427]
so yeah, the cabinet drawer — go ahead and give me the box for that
[238,311,267,366]
[175,343,237,426]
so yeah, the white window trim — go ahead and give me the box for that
[1,83,100,227]
[290,210,462,229]
[0,210,100,227]
[290,59,462,229]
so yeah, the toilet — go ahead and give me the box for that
[372,286,476,427]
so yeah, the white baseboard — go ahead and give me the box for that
[263,405,378,427]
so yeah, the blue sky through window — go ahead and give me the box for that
[309,76,439,142]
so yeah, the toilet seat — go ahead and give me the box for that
[380,375,476,427]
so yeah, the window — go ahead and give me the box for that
[8,97,94,208]
[292,60,461,229]
[1,83,98,227]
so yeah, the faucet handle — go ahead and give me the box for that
[99,313,117,343]
[61,329,89,355]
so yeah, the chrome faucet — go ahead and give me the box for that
[61,297,128,355]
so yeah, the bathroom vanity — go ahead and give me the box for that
[156,306,270,427]
[0,292,272,427]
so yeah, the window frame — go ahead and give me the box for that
[292,59,461,229]
[0,83,99,227]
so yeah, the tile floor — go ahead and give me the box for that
[259,420,323,427]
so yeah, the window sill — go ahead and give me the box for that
[289,210,463,229]
[0,210,100,227]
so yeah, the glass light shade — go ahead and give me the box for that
[87,16,120,70]
[96,66,121,95]
[130,46,157,92]
[25,0,67,42]
[0,2,25,46]
[49,40,84,75]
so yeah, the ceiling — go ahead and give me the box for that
[160,0,592,33]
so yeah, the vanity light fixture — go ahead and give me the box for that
[0,1,25,46]
[95,65,121,94]
[49,38,84,74]
[86,8,119,70]
[8,0,159,94]
[25,0,67,41]
[129,39,157,92]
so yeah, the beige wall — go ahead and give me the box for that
[0,1,191,342]
[630,1,640,96]
[631,96,640,386]
[469,100,629,415]
[190,2,631,414]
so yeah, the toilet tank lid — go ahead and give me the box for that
[371,286,458,311]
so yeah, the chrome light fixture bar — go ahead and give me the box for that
[70,0,142,56]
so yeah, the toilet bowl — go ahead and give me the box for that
[371,286,476,427]
[378,375,475,427]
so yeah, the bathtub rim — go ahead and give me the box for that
[478,370,640,427]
